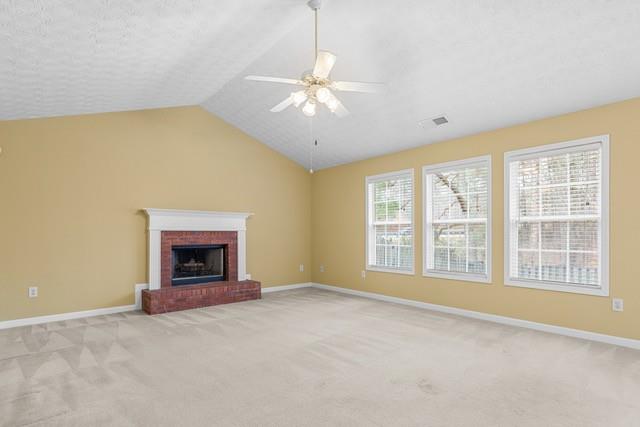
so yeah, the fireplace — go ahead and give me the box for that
[160,231,238,288]
[142,209,261,315]
[172,244,226,286]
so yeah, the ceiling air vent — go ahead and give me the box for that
[432,116,448,126]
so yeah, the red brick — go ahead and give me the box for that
[160,231,238,288]
[142,280,261,315]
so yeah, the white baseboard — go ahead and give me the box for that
[261,282,313,293]
[0,283,149,330]
[3,280,636,351]
[135,283,149,309]
[311,283,640,350]
[0,282,310,330]
[0,304,137,330]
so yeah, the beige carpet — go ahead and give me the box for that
[1,288,639,426]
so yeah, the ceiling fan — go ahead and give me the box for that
[245,0,385,118]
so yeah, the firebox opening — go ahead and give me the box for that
[171,244,226,286]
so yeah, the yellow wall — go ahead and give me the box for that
[311,97,640,340]
[0,106,311,321]
[2,98,638,338]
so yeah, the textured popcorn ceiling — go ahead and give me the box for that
[2,1,640,169]
[0,0,305,119]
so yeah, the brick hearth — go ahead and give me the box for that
[142,280,261,315]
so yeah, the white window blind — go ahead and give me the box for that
[366,170,414,273]
[424,157,491,282]
[505,136,609,295]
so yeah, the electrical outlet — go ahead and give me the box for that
[320,265,325,273]
[245,273,251,280]
[28,286,38,298]
[361,270,366,279]
[612,298,624,312]
[299,264,304,272]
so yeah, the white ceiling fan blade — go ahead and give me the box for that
[245,75,304,85]
[270,96,294,112]
[333,99,350,118]
[313,51,337,79]
[333,81,386,93]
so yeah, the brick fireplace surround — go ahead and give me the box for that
[141,209,260,315]
[160,231,238,287]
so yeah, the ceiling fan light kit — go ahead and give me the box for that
[302,100,317,116]
[245,0,385,118]
[315,87,330,103]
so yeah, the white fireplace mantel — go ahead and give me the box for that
[143,209,253,290]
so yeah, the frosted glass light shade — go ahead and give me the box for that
[316,87,331,103]
[302,100,316,116]
[326,95,339,112]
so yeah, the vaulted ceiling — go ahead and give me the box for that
[2,0,640,169]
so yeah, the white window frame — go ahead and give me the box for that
[504,135,609,296]
[422,156,492,284]
[365,168,415,275]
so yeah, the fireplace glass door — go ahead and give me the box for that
[171,244,226,285]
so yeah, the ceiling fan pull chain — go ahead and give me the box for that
[309,117,315,174]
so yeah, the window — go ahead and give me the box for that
[505,136,609,296]
[423,156,491,283]
[366,169,414,274]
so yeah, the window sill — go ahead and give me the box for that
[505,278,608,297]
[366,266,415,276]
[423,270,491,284]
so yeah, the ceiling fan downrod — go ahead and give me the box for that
[307,0,321,60]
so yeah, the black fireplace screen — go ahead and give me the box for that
[172,244,226,286]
